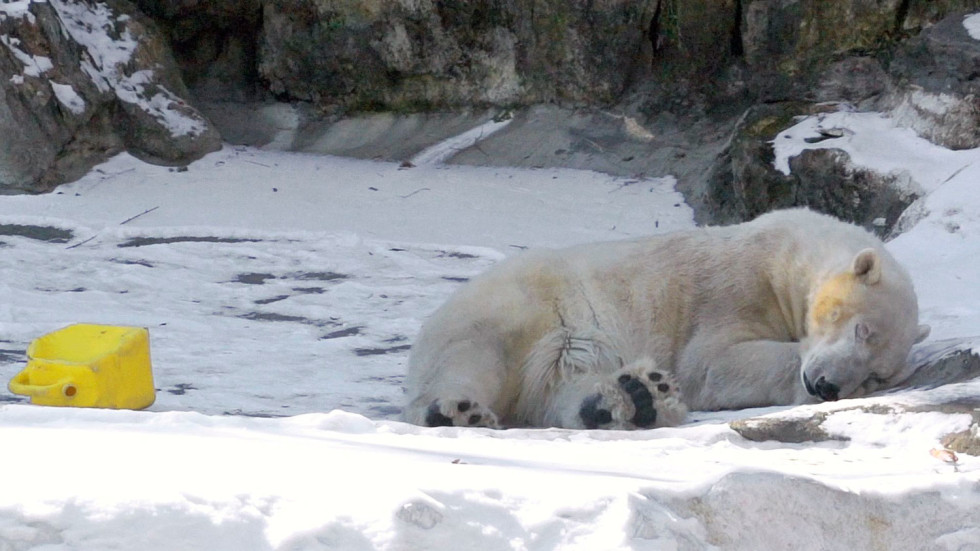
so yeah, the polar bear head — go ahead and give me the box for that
[800,248,930,402]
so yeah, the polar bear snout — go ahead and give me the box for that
[802,372,840,402]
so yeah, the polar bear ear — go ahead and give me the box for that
[915,324,931,344]
[851,248,881,285]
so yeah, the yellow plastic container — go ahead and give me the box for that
[8,324,155,410]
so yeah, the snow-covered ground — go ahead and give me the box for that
[1,109,980,549]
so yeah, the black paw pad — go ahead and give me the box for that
[467,414,482,425]
[657,383,670,393]
[618,375,657,428]
[648,371,663,382]
[579,394,613,429]
[457,400,471,413]
[424,401,454,427]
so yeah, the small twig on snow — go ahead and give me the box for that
[66,235,98,250]
[399,188,431,199]
[120,206,160,225]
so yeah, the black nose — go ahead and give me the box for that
[813,376,840,401]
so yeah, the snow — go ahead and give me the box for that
[1,101,980,548]
[410,118,513,166]
[51,82,86,115]
[0,1,36,23]
[0,34,53,78]
[965,13,980,40]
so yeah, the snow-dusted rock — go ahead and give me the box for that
[0,0,219,193]
[702,103,918,235]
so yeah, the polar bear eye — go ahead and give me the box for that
[855,322,873,343]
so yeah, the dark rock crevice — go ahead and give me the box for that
[731,0,744,58]
[647,0,664,58]
[137,1,265,103]
[894,0,912,35]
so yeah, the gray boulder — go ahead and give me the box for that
[886,11,980,149]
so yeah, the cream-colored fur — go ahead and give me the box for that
[403,209,929,429]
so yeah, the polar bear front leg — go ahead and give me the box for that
[679,336,809,410]
[547,358,688,429]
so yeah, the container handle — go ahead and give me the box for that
[8,370,75,399]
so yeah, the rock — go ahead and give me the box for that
[885,13,980,149]
[943,423,980,456]
[814,57,893,107]
[254,1,657,112]
[699,102,917,235]
[205,101,500,160]
[739,0,904,101]
[10,0,980,201]
[904,338,980,389]
[707,103,805,225]
[643,0,741,106]
[729,341,980,446]
[0,0,220,193]
[114,1,980,224]
[730,413,837,444]
[133,0,262,102]
[785,148,919,236]
[887,88,980,151]
[667,471,980,550]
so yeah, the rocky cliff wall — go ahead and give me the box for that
[5,0,980,227]
[139,0,980,115]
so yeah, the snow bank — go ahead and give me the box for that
[0,107,978,548]
[1,404,977,550]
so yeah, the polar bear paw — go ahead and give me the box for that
[577,362,687,429]
[424,399,501,429]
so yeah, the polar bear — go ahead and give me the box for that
[403,208,930,429]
